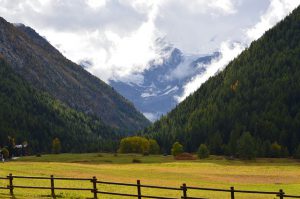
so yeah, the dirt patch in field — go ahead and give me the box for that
[200,173,300,184]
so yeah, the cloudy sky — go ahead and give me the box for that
[0,0,299,101]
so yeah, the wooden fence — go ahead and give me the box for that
[0,173,300,198]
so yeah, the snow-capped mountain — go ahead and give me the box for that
[109,44,219,121]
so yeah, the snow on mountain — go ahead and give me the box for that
[109,42,219,121]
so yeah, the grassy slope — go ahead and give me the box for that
[0,154,300,198]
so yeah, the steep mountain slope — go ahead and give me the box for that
[0,17,149,131]
[144,6,300,155]
[0,57,118,153]
[110,45,219,121]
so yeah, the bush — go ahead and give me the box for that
[132,158,141,163]
[175,153,196,160]
[270,142,281,158]
[118,136,160,155]
[118,136,149,154]
[197,144,210,159]
[1,148,9,159]
[171,142,184,156]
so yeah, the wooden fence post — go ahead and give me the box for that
[50,175,55,198]
[92,176,98,199]
[8,173,13,196]
[279,189,284,199]
[230,186,235,199]
[137,180,142,199]
[182,183,187,199]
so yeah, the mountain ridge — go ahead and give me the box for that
[0,57,119,153]
[0,17,150,131]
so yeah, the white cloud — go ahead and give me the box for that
[143,112,159,122]
[0,0,299,100]
[86,0,107,9]
[87,1,163,82]
[209,0,238,14]
[177,0,300,102]
[177,41,244,102]
[0,0,266,83]
[247,0,300,40]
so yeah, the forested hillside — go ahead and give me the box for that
[0,17,149,131]
[0,57,119,153]
[143,6,300,157]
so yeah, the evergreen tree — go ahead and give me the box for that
[149,139,160,154]
[197,144,210,159]
[294,144,300,159]
[237,132,256,160]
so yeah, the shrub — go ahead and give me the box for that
[119,136,149,154]
[175,153,196,160]
[171,142,184,156]
[270,142,281,158]
[1,148,9,159]
[118,136,160,155]
[118,136,149,154]
[132,158,141,163]
[197,144,210,159]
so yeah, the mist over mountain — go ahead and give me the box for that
[109,43,219,121]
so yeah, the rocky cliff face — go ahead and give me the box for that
[0,17,150,131]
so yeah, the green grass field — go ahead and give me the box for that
[1,153,300,199]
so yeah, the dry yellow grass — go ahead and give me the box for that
[0,154,299,199]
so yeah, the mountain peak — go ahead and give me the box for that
[110,41,219,121]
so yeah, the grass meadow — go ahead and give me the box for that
[0,153,300,198]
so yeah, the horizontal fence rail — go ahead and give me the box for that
[0,173,299,198]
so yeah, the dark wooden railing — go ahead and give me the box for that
[0,173,300,198]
